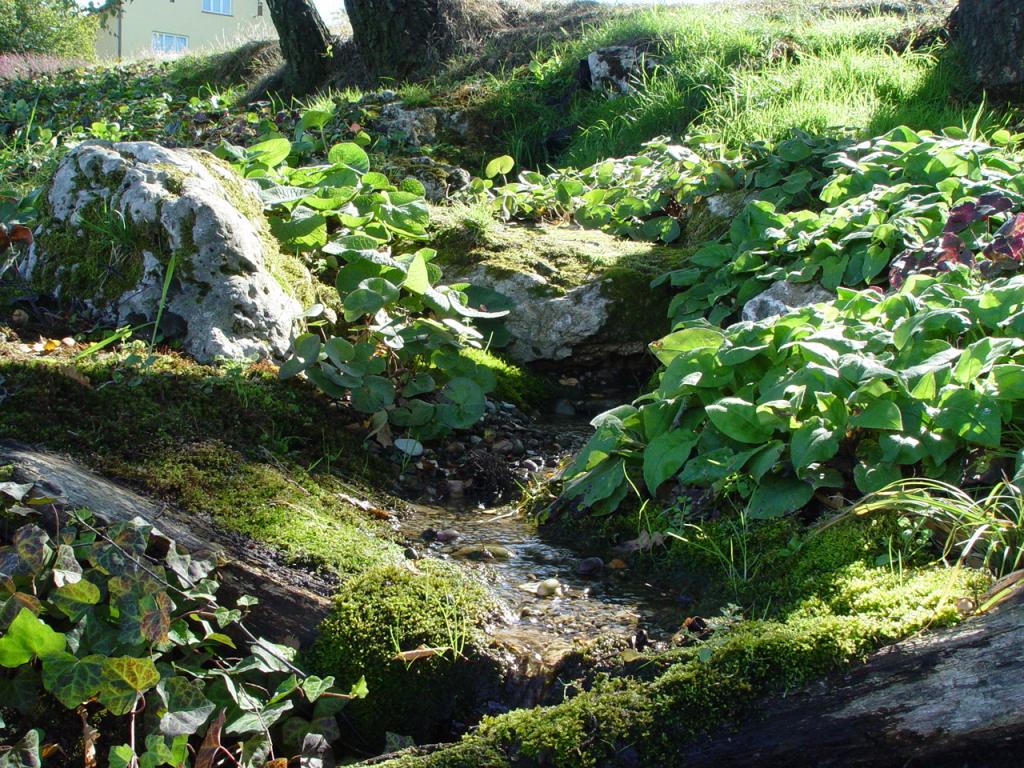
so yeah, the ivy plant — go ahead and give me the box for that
[0,479,365,768]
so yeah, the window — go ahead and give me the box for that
[152,32,189,54]
[202,0,232,15]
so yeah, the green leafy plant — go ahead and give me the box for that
[560,264,1024,522]
[0,480,365,767]
[219,134,511,446]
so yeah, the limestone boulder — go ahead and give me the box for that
[740,280,833,323]
[27,141,313,363]
[578,46,657,96]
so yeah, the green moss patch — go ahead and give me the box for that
[431,203,687,293]
[308,560,496,746]
[0,348,396,576]
[459,347,553,409]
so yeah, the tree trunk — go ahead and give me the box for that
[265,0,337,93]
[956,0,1024,90]
[678,589,1024,767]
[343,0,482,82]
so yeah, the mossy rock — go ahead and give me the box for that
[307,560,499,747]
[30,140,315,362]
[429,204,692,363]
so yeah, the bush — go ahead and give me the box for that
[0,0,97,60]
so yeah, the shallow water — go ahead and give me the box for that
[400,502,686,650]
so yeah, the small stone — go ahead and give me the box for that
[452,543,511,561]
[446,480,465,496]
[60,336,76,347]
[575,557,604,578]
[403,547,419,560]
[553,399,576,418]
[608,558,628,570]
[493,439,514,455]
[535,577,561,597]
[435,528,460,543]
[10,309,28,326]
[420,528,438,541]
[522,459,541,473]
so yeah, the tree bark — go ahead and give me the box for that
[956,0,1024,90]
[343,0,485,82]
[265,0,337,93]
[679,589,1024,767]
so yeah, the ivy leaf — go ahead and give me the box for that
[301,675,335,703]
[51,544,83,588]
[41,652,104,709]
[225,701,293,736]
[0,729,42,768]
[0,608,66,667]
[98,656,161,715]
[13,525,52,577]
[50,579,101,622]
[158,676,216,737]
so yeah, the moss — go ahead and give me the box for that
[128,441,400,577]
[459,347,553,409]
[0,349,399,576]
[34,195,160,302]
[307,560,494,745]
[430,204,686,293]
[375,519,991,768]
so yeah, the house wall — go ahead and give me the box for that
[95,0,277,60]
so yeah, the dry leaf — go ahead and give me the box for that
[58,365,91,388]
[392,645,449,663]
[79,705,98,768]
[196,709,226,768]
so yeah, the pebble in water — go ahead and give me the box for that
[536,577,562,597]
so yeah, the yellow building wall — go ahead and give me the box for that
[95,0,277,60]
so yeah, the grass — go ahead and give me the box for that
[450,4,1004,170]
[840,478,1024,578]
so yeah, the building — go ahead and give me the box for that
[95,0,277,60]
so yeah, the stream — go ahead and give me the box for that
[398,498,686,656]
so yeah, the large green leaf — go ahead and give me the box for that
[790,419,841,470]
[41,652,104,709]
[438,377,486,429]
[706,397,773,444]
[350,376,396,413]
[158,676,216,737]
[933,387,1001,448]
[642,430,696,494]
[747,475,814,519]
[98,656,161,715]
[328,142,370,173]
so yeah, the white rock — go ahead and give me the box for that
[464,268,610,363]
[29,141,309,363]
[740,279,833,323]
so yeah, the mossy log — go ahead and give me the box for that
[0,441,332,645]
[680,590,1024,767]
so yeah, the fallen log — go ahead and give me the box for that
[680,589,1024,767]
[0,441,332,645]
